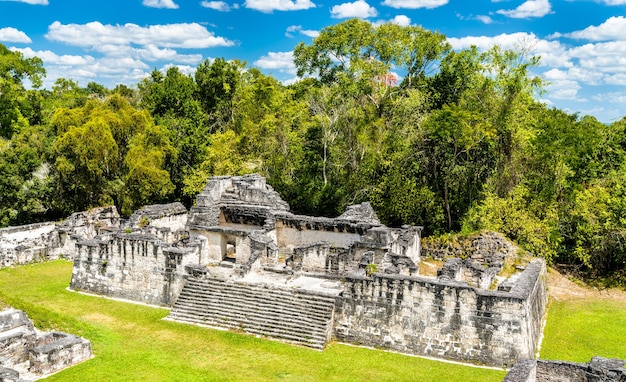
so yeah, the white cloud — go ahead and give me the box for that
[381,0,448,9]
[496,0,552,19]
[285,25,320,38]
[244,0,316,12]
[475,15,494,24]
[254,51,297,74]
[373,15,412,27]
[0,0,48,4]
[200,1,235,11]
[562,16,626,42]
[389,15,412,26]
[15,47,95,66]
[331,0,377,18]
[45,21,234,50]
[142,0,179,9]
[0,27,31,43]
[598,0,626,4]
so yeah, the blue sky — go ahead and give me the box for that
[1,0,625,122]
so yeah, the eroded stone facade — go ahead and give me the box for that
[0,308,92,381]
[0,174,549,368]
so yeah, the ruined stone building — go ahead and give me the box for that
[1,174,548,369]
[0,308,92,381]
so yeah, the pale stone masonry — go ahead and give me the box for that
[0,174,549,369]
[0,308,92,380]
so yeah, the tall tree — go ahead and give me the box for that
[0,43,45,138]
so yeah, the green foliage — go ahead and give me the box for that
[463,186,560,262]
[365,263,378,276]
[50,94,174,215]
[0,123,55,225]
[0,21,624,281]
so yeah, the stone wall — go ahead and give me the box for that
[70,233,202,306]
[333,259,547,367]
[0,206,121,268]
[0,308,91,380]
[504,357,626,381]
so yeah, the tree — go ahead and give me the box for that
[0,43,45,138]
[194,58,243,130]
[51,95,174,214]
[139,67,208,203]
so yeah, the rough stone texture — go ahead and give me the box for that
[422,231,517,291]
[0,309,91,380]
[0,366,22,382]
[334,259,547,367]
[70,232,202,306]
[336,202,381,225]
[0,206,121,268]
[505,357,626,381]
[504,360,537,382]
[126,202,188,232]
[2,174,548,368]
[29,332,92,375]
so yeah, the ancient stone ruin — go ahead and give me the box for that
[504,357,626,382]
[0,174,549,370]
[0,308,92,381]
[60,174,545,367]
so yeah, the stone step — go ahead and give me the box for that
[168,307,329,341]
[168,313,326,349]
[173,299,330,328]
[183,279,337,306]
[174,291,333,320]
[168,278,335,349]
[185,278,337,301]
[168,309,328,343]
[170,302,329,332]
[178,286,335,317]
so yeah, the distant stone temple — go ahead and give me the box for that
[0,174,549,368]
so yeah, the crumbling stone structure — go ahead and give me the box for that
[0,174,549,368]
[0,207,119,268]
[0,308,92,380]
[504,357,626,381]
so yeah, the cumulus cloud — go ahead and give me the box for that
[389,15,412,26]
[496,0,552,19]
[142,0,179,9]
[253,51,297,75]
[13,46,152,87]
[560,16,626,41]
[200,1,237,11]
[0,0,48,4]
[45,21,234,50]
[381,0,448,9]
[15,47,95,66]
[244,0,316,12]
[285,25,320,38]
[0,27,31,43]
[373,15,412,27]
[331,0,377,18]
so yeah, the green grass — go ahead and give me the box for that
[540,298,626,362]
[0,261,505,382]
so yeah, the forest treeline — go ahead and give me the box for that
[1,19,625,282]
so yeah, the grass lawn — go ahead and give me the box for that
[540,298,626,362]
[0,261,505,382]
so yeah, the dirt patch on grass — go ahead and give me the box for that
[547,267,626,303]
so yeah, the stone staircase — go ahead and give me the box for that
[167,277,337,349]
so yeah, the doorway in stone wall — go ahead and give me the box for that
[223,235,236,263]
